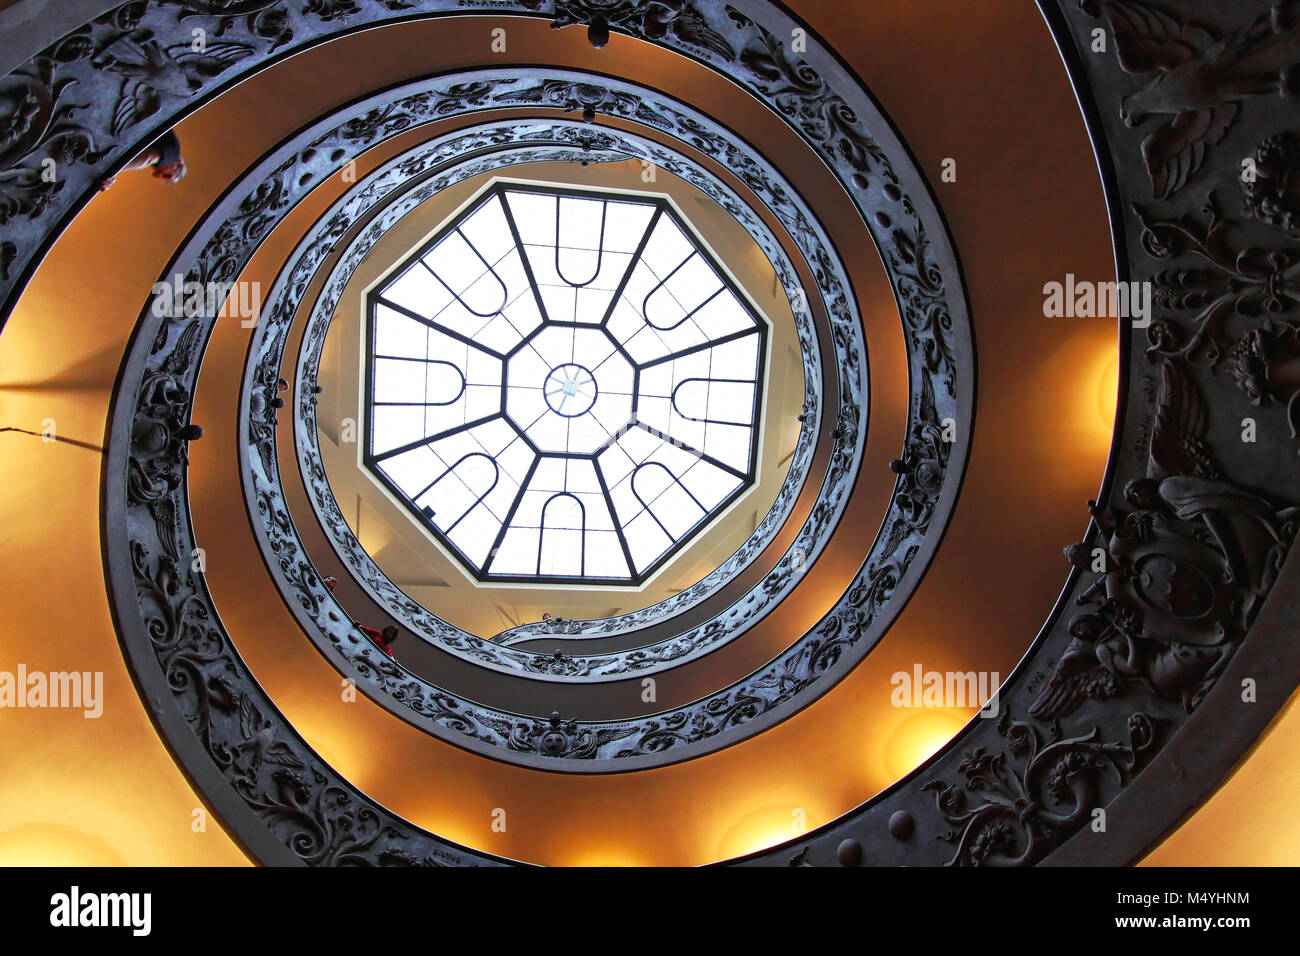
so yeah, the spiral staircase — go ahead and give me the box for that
[1,0,1297,866]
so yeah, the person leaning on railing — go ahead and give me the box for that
[355,623,398,660]
[99,130,187,191]
[321,573,399,658]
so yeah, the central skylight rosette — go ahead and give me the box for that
[363,182,768,586]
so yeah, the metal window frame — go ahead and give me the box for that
[361,180,769,587]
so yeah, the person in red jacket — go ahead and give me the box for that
[356,623,398,659]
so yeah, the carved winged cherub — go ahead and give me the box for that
[1085,0,1300,197]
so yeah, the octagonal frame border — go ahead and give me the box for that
[359,178,771,588]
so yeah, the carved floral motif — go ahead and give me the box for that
[0,58,107,225]
[1139,193,1300,364]
[552,0,734,58]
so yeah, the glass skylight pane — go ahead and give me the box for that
[370,405,424,456]
[707,381,757,424]
[603,202,658,253]
[679,463,740,510]
[463,346,502,387]
[692,290,754,337]
[573,285,615,324]
[539,527,583,577]
[493,441,535,488]
[639,216,693,277]
[373,306,428,358]
[363,183,770,584]
[488,527,540,574]
[705,423,753,472]
[567,413,611,452]
[653,320,709,357]
[573,332,615,368]
[450,507,502,565]
[576,495,613,533]
[630,461,672,501]
[645,485,704,539]
[503,191,556,246]
[415,456,491,527]
[479,422,525,463]
[588,403,631,446]
[710,333,761,376]
[618,319,672,366]
[565,459,601,492]
[644,256,720,332]
[595,444,634,488]
[623,511,671,572]
[423,233,493,300]
[585,532,629,578]
[636,396,671,435]
[664,415,706,452]
[381,266,453,319]
[525,414,568,450]
[424,362,465,405]
[463,384,501,422]
[380,447,441,497]
[457,195,516,262]
[536,284,578,324]
[557,196,603,267]
[500,285,544,337]
[373,358,428,404]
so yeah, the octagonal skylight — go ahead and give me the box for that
[362,182,768,586]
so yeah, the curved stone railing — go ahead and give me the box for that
[0,0,1003,860]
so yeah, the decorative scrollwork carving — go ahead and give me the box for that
[1139,193,1300,364]
[92,29,255,136]
[129,537,493,865]
[161,1,296,52]
[1037,360,1298,717]
[1229,317,1300,440]
[8,0,974,855]
[553,0,735,59]
[923,711,1159,866]
[724,6,892,193]
[0,58,107,225]
[138,63,964,769]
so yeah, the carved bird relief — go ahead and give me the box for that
[1088,0,1300,197]
[91,31,254,136]
[233,694,306,779]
